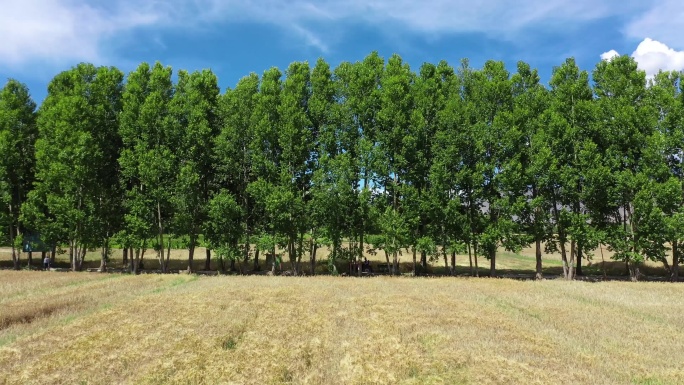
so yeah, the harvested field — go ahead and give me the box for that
[1,271,683,384]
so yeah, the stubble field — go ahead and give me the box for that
[1,271,683,384]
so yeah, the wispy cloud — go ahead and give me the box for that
[623,0,684,46]
[2,0,684,69]
[0,0,164,67]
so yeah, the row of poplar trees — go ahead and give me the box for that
[1,53,684,281]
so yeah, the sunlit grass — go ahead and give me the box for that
[1,271,683,384]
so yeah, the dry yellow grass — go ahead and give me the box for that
[1,271,683,384]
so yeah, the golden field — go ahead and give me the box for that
[1,271,683,384]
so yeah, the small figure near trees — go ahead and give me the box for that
[43,255,50,270]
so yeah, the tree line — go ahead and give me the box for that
[1,53,683,281]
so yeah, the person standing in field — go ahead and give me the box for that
[43,255,50,270]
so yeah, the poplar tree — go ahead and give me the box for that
[28,63,123,271]
[0,80,37,269]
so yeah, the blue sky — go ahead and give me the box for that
[1,0,684,104]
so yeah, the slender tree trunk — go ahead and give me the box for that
[27,250,33,269]
[535,238,543,280]
[309,237,317,276]
[157,201,165,273]
[10,221,19,270]
[384,250,390,275]
[288,239,296,275]
[576,243,583,276]
[130,249,137,274]
[393,250,399,276]
[673,242,680,282]
[253,247,260,271]
[421,250,427,269]
[296,232,305,275]
[122,247,128,269]
[99,244,107,272]
[551,192,569,279]
[205,248,211,271]
[451,250,456,276]
[412,247,417,276]
[442,247,448,274]
[50,245,56,265]
[165,237,171,273]
[468,242,473,276]
[69,242,75,271]
[41,250,46,270]
[187,236,196,273]
[489,248,496,277]
[568,240,576,280]
[473,243,479,278]
[272,244,277,273]
[79,246,86,271]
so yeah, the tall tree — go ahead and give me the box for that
[508,62,550,279]
[377,54,414,274]
[592,55,656,281]
[119,62,176,273]
[277,61,312,275]
[27,63,123,271]
[471,60,517,277]
[217,73,260,270]
[171,69,220,272]
[0,80,37,269]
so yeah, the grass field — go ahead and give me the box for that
[1,271,683,384]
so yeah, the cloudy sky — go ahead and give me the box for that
[1,0,684,103]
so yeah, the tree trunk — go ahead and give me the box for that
[576,242,583,276]
[467,242,473,276]
[489,248,496,277]
[559,240,569,279]
[568,240,576,280]
[297,232,305,275]
[157,201,165,273]
[628,261,640,282]
[187,236,196,273]
[309,237,317,276]
[165,237,171,273]
[27,250,33,269]
[99,245,107,272]
[451,251,456,276]
[122,247,128,269]
[205,248,211,271]
[535,238,543,280]
[253,247,260,271]
[384,250,390,275]
[442,247,448,274]
[673,242,680,282]
[412,247,417,276]
[69,243,75,271]
[392,250,399,276]
[9,205,19,270]
[421,250,427,270]
[473,243,479,278]
[50,245,56,265]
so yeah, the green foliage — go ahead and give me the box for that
[5,53,684,280]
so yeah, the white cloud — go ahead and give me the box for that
[0,0,162,67]
[2,0,684,68]
[632,38,684,77]
[601,50,620,61]
[624,0,684,47]
[600,38,684,78]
